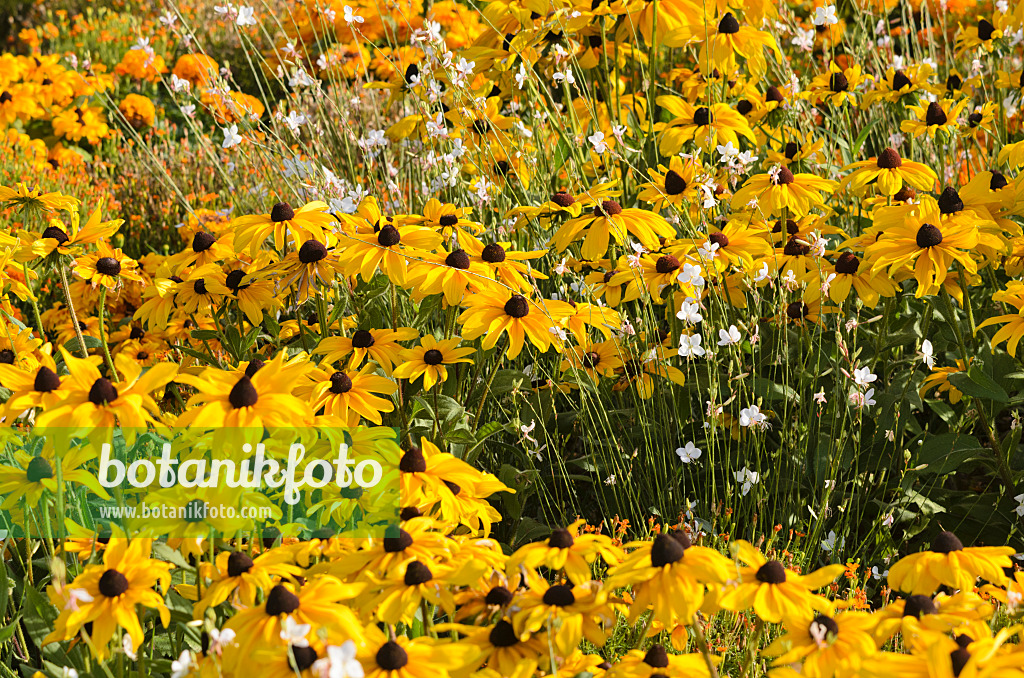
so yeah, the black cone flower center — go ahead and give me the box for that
[664,170,688,195]
[96,257,121,276]
[756,560,787,584]
[786,301,809,319]
[489,619,519,647]
[0,349,13,364]
[693,107,712,126]
[709,231,729,249]
[400,447,426,473]
[926,102,948,127]
[916,223,944,248]
[951,649,971,677]
[542,584,575,607]
[829,72,849,92]
[404,561,433,585]
[551,191,576,207]
[892,70,912,91]
[290,646,317,671]
[376,641,408,671]
[193,279,208,295]
[651,532,686,567]
[225,269,249,292]
[978,18,995,41]
[26,456,54,483]
[43,225,70,244]
[34,366,61,392]
[443,479,461,495]
[192,232,215,252]
[643,644,669,668]
[482,243,507,262]
[384,528,414,552]
[329,372,353,394]
[931,530,964,553]
[446,249,470,269]
[377,224,401,247]
[947,74,962,91]
[877,148,903,169]
[227,550,254,577]
[718,12,740,34]
[548,527,575,548]
[990,171,1008,190]
[903,594,938,618]
[784,141,800,160]
[938,186,964,214]
[835,252,860,274]
[655,255,680,274]
[228,375,259,408]
[766,85,784,102]
[811,614,839,638]
[298,240,328,264]
[351,329,375,348]
[89,378,119,406]
[265,584,300,615]
[98,569,130,597]
[244,358,265,378]
[271,202,295,222]
[774,167,795,185]
[784,236,809,256]
[438,214,459,227]
[737,100,753,115]
[486,586,514,606]
[504,295,529,318]
[593,200,623,218]
[423,349,444,365]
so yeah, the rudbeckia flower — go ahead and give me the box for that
[872,591,994,647]
[43,538,172,660]
[21,206,121,260]
[865,212,978,297]
[900,99,970,139]
[560,339,624,380]
[887,530,1015,595]
[316,327,417,375]
[763,611,877,678]
[718,540,844,623]
[298,363,397,426]
[512,580,616,657]
[605,643,719,678]
[550,200,675,260]
[732,166,838,217]
[803,61,869,107]
[406,247,498,305]
[0,353,65,419]
[357,627,478,678]
[656,98,756,154]
[233,201,335,256]
[638,154,702,211]
[183,549,302,618]
[918,358,971,404]
[392,335,475,390]
[73,242,144,290]
[841,148,938,196]
[511,519,622,584]
[448,619,546,676]
[269,236,347,302]
[458,293,573,359]
[337,220,442,286]
[0,445,111,510]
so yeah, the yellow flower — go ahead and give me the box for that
[392,335,475,390]
[887,530,1015,595]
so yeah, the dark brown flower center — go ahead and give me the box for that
[271,202,295,222]
[351,329,375,348]
[34,366,61,392]
[894,186,917,203]
[931,530,964,553]
[664,170,688,195]
[709,231,729,248]
[978,18,995,41]
[438,214,458,227]
[783,141,800,160]
[835,252,860,274]
[548,527,574,548]
[265,584,300,616]
[903,594,938,618]
[445,249,470,269]
[755,560,787,584]
[96,257,121,276]
[227,550,254,577]
[376,641,408,670]
[423,349,444,365]
[244,357,265,378]
[400,446,426,473]
[488,619,519,647]
[877,148,903,169]
[228,375,259,408]
[926,101,948,127]
[774,167,795,185]
[655,255,680,274]
[42,225,70,244]
[693,106,712,126]
[193,279,208,295]
[542,584,575,607]
[377,224,401,247]
[593,200,623,218]
[946,74,963,92]
[404,560,433,586]
[298,240,328,264]
[0,349,13,364]
[784,236,810,256]
[951,648,970,677]
[892,70,912,91]
[89,378,119,406]
[737,100,753,116]
[26,456,53,483]
[829,72,849,92]
[443,479,461,495]
[192,231,215,252]
[486,586,514,606]
[916,223,944,248]
[290,646,317,672]
[504,295,530,318]
[643,644,669,668]
[329,372,353,394]
[650,532,686,567]
[481,243,506,263]
[766,85,784,102]
[98,569,130,597]
[990,171,1008,190]
[718,12,739,34]
[582,351,601,368]
[384,528,414,552]
[551,191,576,207]
[938,186,963,214]
[811,614,839,638]
[786,301,809,319]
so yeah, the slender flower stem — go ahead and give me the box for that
[691,614,720,678]
[58,259,89,358]
[97,287,119,380]
[22,262,45,338]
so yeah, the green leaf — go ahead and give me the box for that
[750,377,798,403]
[913,433,987,476]
[0,616,20,644]
[60,335,104,355]
[948,366,1009,403]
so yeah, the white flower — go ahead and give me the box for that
[180,104,196,117]
[733,467,761,495]
[676,299,703,324]
[553,257,570,275]
[1014,493,1024,517]
[920,339,935,370]
[207,627,235,656]
[849,387,877,409]
[604,474,617,486]
[548,325,568,341]
[677,262,705,287]
[520,420,537,449]
[814,390,827,405]
[813,4,838,26]
[821,530,844,552]
[343,5,364,24]
[282,110,307,133]
[678,333,706,359]
[515,63,529,89]
[281,616,312,647]
[588,131,608,154]
[313,640,364,678]
[871,566,889,580]
[753,261,770,283]
[697,240,720,261]
[169,73,191,94]
[716,141,738,162]
[221,124,242,149]
[63,587,93,611]
[123,634,138,660]
[791,27,815,51]
[717,325,742,346]
[675,442,702,463]
[881,513,894,528]
[171,651,194,678]
[853,367,877,388]
[739,405,766,428]
[236,6,257,26]
[809,620,831,649]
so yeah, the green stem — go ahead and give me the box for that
[58,260,89,358]
[97,287,119,380]
[22,262,45,338]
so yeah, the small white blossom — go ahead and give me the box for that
[717,325,742,347]
[675,442,703,463]
[678,333,706,359]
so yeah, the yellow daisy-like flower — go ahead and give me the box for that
[315,327,417,376]
[458,293,573,360]
[732,166,838,217]
[900,99,971,139]
[803,61,870,107]
[549,200,676,260]
[655,98,756,154]
[887,530,1015,595]
[299,363,397,425]
[73,243,144,290]
[510,519,622,584]
[392,335,475,390]
[865,212,978,297]
[764,611,877,678]
[841,148,938,196]
[232,200,336,256]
